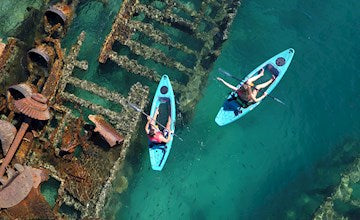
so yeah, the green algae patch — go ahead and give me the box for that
[40,176,61,208]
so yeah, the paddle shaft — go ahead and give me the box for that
[128,103,184,141]
[218,68,286,105]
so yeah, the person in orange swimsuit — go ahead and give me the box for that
[217,68,275,105]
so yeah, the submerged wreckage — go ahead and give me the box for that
[0,0,240,218]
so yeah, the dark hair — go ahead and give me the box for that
[149,128,155,136]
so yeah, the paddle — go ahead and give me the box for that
[128,103,184,141]
[218,68,287,106]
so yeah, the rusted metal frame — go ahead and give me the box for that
[94,83,149,217]
[60,190,86,215]
[0,122,29,178]
[193,25,220,70]
[0,38,17,71]
[135,4,207,42]
[98,0,138,63]
[167,0,217,26]
[107,51,185,92]
[108,50,160,81]
[118,37,193,76]
[135,4,195,30]
[57,32,86,95]
[193,1,209,30]
[74,60,88,71]
[127,20,198,57]
[211,1,232,23]
[207,0,222,7]
[0,39,17,85]
[50,110,73,148]
[13,131,34,165]
[41,59,64,103]
[60,92,129,133]
[65,76,127,107]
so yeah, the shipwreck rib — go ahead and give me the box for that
[61,92,129,132]
[127,20,198,57]
[108,51,160,81]
[135,4,196,35]
[118,38,193,75]
[65,76,127,107]
[99,0,137,63]
[108,51,184,91]
[94,82,149,217]
[58,31,86,94]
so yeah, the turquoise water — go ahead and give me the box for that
[108,0,360,219]
[57,0,360,219]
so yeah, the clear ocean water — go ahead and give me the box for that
[4,0,358,218]
[106,0,360,219]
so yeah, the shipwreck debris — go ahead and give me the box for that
[0,38,28,94]
[27,44,56,75]
[0,39,5,57]
[8,83,37,100]
[44,1,78,37]
[88,114,124,147]
[14,93,51,121]
[0,0,242,218]
[0,165,33,208]
[0,120,17,156]
[0,93,50,178]
[0,165,53,218]
[99,0,241,113]
[19,31,150,218]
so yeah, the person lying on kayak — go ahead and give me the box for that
[145,108,173,144]
[217,68,275,105]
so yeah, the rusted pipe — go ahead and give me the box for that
[0,93,50,178]
[27,44,55,74]
[0,121,29,178]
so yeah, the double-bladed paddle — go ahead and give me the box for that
[128,102,184,141]
[218,68,286,106]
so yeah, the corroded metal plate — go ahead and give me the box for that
[0,166,33,208]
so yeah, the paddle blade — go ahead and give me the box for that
[218,68,243,82]
[128,103,141,112]
[175,134,184,142]
[218,68,231,77]
[273,97,287,106]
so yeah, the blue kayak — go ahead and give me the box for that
[148,75,176,171]
[215,48,295,126]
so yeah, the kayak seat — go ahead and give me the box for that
[266,64,279,77]
[159,97,170,103]
[149,142,167,150]
[224,95,249,116]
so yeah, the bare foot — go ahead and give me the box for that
[259,68,264,76]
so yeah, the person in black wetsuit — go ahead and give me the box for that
[217,68,275,106]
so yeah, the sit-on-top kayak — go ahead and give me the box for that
[148,75,176,171]
[215,48,295,126]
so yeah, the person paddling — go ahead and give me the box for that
[145,108,173,144]
[217,68,275,106]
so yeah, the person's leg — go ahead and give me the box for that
[252,90,258,97]
[247,68,264,84]
[255,78,274,90]
[162,115,172,138]
[151,107,159,126]
[165,116,171,130]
